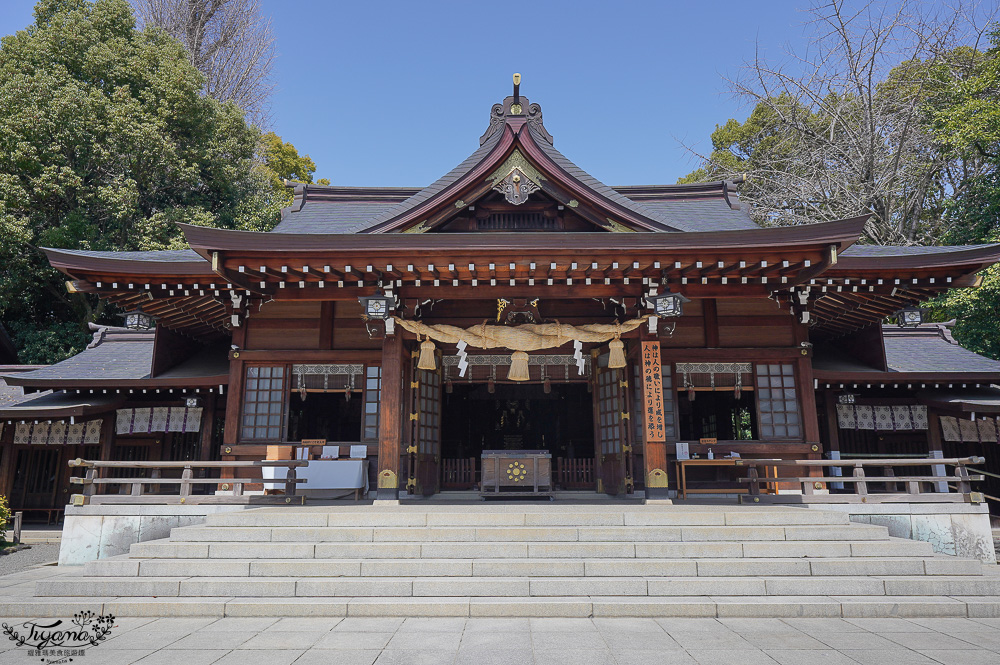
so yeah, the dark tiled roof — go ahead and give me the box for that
[359,130,507,232]
[915,387,1000,411]
[842,244,998,257]
[277,123,757,235]
[51,249,203,262]
[0,375,33,407]
[0,390,121,419]
[272,201,401,234]
[7,326,231,388]
[13,328,155,383]
[883,326,1000,374]
[524,125,680,231]
[625,199,758,232]
[813,324,1000,377]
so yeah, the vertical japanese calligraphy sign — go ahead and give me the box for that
[641,341,665,442]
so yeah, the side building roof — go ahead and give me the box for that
[5,325,229,391]
[813,322,1000,382]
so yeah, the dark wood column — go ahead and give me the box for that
[639,337,670,500]
[376,332,404,500]
[199,393,217,462]
[221,325,246,482]
[0,423,15,502]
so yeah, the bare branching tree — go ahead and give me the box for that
[685,0,995,245]
[132,0,276,126]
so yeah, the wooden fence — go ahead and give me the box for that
[556,457,595,489]
[738,456,986,504]
[67,459,309,505]
[441,457,477,489]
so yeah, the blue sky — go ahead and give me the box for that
[1,0,813,186]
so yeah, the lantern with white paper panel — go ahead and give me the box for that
[358,290,394,320]
[894,304,923,328]
[646,288,690,318]
[121,305,155,330]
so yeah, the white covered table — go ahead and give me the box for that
[263,459,369,500]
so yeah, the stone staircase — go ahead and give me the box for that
[14,504,1000,618]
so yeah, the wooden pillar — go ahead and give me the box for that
[95,415,116,499]
[0,422,16,501]
[99,413,115,462]
[926,411,948,492]
[198,393,217,462]
[376,332,404,501]
[222,325,247,481]
[640,338,670,501]
[823,389,841,456]
[796,351,821,445]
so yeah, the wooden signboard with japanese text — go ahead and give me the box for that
[641,341,666,443]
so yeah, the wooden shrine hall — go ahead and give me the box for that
[3,76,1000,511]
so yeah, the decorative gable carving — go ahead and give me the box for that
[493,167,540,205]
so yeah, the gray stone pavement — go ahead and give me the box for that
[2,615,1000,665]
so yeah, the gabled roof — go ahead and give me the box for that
[882,324,1000,374]
[5,325,228,390]
[813,322,1000,381]
[272,93,757,235]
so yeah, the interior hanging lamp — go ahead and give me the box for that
[507,351,530,381]
[417,336,437,371]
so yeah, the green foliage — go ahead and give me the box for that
[0,0,280,361]
[932,35,1000,159]
[927,33,1000,359]
[7,320,90,365]
[261,132,320,185]
[0,494,10,544]
[256,131,329,214]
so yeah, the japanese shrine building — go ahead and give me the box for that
[3,81,1000,513]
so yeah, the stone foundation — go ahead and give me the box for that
[802,502,997,564]
[58,504,252,565]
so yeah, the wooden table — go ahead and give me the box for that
[481,450,553,498]
[675,458,780,500]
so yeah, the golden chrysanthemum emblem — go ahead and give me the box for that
[507,462,527,482]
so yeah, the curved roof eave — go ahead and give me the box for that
[834,244,1000,272]
[178,215,869,259]
[43,248,213,277]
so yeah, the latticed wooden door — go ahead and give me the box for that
[413,366,443,496]
[595,364,629,495]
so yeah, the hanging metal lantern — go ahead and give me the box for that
[358,290,394,320]
[895,305,923,328]
[120,305,155,330]
[646,288,690,318]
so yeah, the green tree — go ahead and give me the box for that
[930,32,1000,359]
[0,0,275,362]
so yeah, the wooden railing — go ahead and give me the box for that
[556,457,595,489]
[441,457,477,489]
[737,456,986,504]
[68,459,309,505]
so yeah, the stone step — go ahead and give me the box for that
[85,540,947,579]
[77,554,983,585]
[7,594,998,618]
[166,523,890,543]
[34,572,1000,599]
[202,509,853,528]
[129,536,925,561]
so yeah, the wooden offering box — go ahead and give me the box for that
[481,450,553,498]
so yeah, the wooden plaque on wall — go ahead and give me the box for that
[641,341,666,443]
